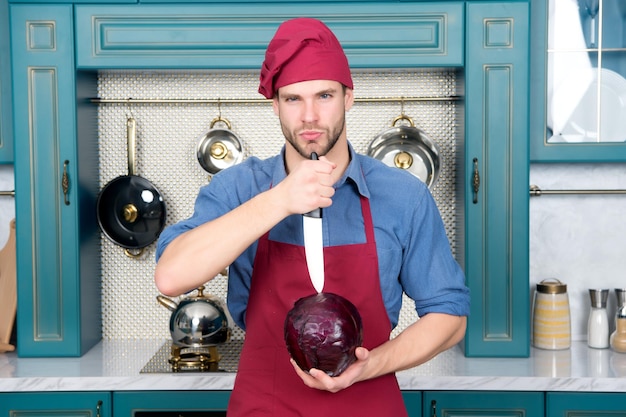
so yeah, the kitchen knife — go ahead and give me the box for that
[303,152,325,293]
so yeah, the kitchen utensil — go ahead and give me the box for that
[532,278,571,350]
[303,152,324,293]
[157,286,232,348]
[0,219,16,353]
[368,114,441,188]
[97,116,166,257]
[196,116,244,175]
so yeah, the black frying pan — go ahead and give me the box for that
[97,117,166,257]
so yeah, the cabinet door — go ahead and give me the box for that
[11,5,101,357]
[402,391,422,417]
[0,392,110,417]
[424,391,544,417]
[547,392,626,417]
[74,3,463,69]
[0,0,12,164]
[530,0,626,162]
[464,2,530,357]
[113,391,231,416]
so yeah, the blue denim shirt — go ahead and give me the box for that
[156,143,470,330]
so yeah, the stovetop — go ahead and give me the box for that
[141,339,243,373]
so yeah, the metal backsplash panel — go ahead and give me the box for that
[98,69,461,340]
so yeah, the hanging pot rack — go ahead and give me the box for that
[88,98,626,196]
[89,95,462,105]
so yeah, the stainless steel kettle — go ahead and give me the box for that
[157,286,231,348]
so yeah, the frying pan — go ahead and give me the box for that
[97,117,166,257]
[196,116,243,175]
[367,114,441,189]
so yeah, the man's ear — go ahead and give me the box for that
[272,95,279,116]
[344,88,354,111]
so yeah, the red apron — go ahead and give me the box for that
[227,195,408,417]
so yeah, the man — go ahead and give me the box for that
[155,17,469,416]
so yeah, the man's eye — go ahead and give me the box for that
[320,93,331,99]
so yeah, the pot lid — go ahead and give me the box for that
[368,116,441,188]
[97,175,166,249]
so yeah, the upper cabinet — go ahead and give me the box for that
[0,0,13,164]
[74,3,463,69]
[531,0,626,162]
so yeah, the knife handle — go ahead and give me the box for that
[305,152,322,218]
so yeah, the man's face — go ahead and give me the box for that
[273,80,354,159]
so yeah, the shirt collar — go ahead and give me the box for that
[272,143,370,198]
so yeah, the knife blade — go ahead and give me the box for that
[303,152,324,293]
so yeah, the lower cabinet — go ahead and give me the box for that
[113,391,231,416]
[3,390,626,416]
[424,391,544,417]
[402,391,422,417]
[0,392,111,417]
[547,392,626,417]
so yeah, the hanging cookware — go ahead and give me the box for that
[196,116,243,175]
[367,114,441,189]
[97,116,166,257]
[157,286,232,348]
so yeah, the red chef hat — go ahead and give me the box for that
[258,18,353,99]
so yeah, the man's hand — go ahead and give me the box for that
[276,156,336,215]
[289,347,370,393]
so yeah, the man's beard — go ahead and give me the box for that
[281,117,345,158]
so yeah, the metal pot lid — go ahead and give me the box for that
[196,117,243,174]
[97,175,166,249]
[368,115,441,188]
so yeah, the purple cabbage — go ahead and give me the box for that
[284,292,363,377]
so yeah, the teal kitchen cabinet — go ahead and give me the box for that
[73,3,463,70]
[0,392,111,417]
[547,392,626,417]
[464,2,530,357]
[530,0,626,162]
[11,5,101,356]
[402,391,422,417]
[114,391,230,416]
[424,391,544,417]
[0,0,13,164]
[114,391,423,417]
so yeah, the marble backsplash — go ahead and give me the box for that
[529,163,626,341]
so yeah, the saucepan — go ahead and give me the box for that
[196,116,243,176]
[97,117,166,258]
[367,114,441,189]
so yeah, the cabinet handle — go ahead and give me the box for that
[472,157,480,204]
[62,160,70,206]
[96,400,103,417]
[431,399,437,417]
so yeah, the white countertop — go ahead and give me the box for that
[1,340,626,393]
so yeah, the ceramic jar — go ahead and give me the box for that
[532,279,571,350]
